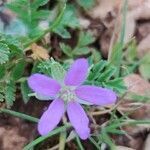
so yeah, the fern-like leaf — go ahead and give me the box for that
[21,81,31,104]
[0,43,10,64]
[5,80,16,108]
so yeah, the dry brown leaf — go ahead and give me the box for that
[124,0,150,43]
[89,0,150,45]
[116,123,146,149]
[124,12,136,44]
[116,0,143,44]
[88,0,138,55]
[89,0,144,19]
[132,0,150,20]
[128,0,144,10]
[116,146,135,150]
[88,0,120,19]
[30,43,49,60]
[100,28,113,57]
[118,101,150,120]
[137,34,150,58]
[78,17,90,29]
[124,74,150,96]
[137,23,150,41]
[121,105,150,135]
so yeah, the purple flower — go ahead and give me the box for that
[28,58,117,140]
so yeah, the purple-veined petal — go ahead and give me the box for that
[75,85,117,106]
[28,73,61,98]
[65,58,88,86]
[67,101,90,140]
[38,99,65,135]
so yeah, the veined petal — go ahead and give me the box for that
[76,85,117,105]
[67,101,90,140]
[38,99,65,135]
[28,73,61,98]
[65,58,88,86]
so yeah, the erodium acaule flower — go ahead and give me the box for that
[28,58,117,140]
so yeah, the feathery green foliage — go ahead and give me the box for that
[5,80,16,107]
[60,31,98,59]
[53,5,79,38]
[6,0,50,29]
[0,43,10,64]
[87,60,127,94]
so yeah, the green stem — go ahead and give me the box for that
[116,0,128,77]
[23,124,71,150]
[58,116,67,150]
[89,137,100,149]
[76,135,84,150]
[123,119,150,125]
[59,131,67,150]
[119,0,128,45]
[108,0,128,77]
[0,108,39,123]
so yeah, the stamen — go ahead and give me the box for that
[59,86,76,102]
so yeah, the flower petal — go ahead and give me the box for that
[67,101,90,140]
[65,58,88,86]
[76,85,117,105]
[35,93,53,100]
[38,99,65,135]
[28,73,61,98]
[77,98,92,105]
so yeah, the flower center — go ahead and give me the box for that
[59,86,76,102]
